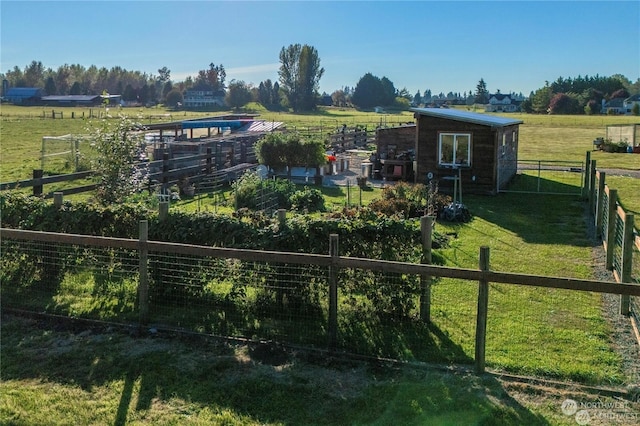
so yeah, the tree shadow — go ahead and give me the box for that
[2,314,550,425]
[335,305,473,365]
[463,191,591,246]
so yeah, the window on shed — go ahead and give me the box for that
[439,133,471,166]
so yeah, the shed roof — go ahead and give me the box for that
[411,107,523,128]
[5,87,44,97]
[41,95,101,102]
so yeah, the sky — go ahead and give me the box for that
[1,0,639,97]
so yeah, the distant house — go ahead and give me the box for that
[5,87,46,105]
[604,98,625,115]
[183,89,226,109]
[485,93,520,112]
[623,94,640,115]
[411,108,523,194]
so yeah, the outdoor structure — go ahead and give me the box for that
[622,94,640,115]
[605,123,640,149]
[3,87,122,107]
[375,124,416,180]
[40,94,121,107]
[4,87,46,105]
[411,108,523,194]
[603,97,625,115]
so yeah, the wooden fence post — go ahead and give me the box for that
[605,189,617,270]
[158,201,169,220]
[620,213,634,315]
[595,171,606,238]
[162,152,170,188]
[582,151,591,199]
[588,160,597,213]
[420,215,434,323]
[475,246,490,374]
[32,169,43,196]
[277,209,287,226]
[138,220,150,325]
[53,192,63,208]
[328,234,339,349]
[206,147,212,174]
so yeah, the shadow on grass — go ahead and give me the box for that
[505,173,583,195]
[338,313,472,364]
[1,314,550,425]
[464,190,591,246]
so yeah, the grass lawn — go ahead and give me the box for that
[432,193,623,384]
[4,313,636,425]
[2,105,640,424]
[2,105,637,210]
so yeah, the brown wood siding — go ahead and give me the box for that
[415,115,499,194]
[376,125,416,157]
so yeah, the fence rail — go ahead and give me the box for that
[0,148,253,198]
[2,223,638,375]
[498,159,585,195]
[587,156,638,324]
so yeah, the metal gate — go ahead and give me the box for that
[498,159,585,195]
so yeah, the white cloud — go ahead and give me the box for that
[227,63,280,75]
[170,63,280,84]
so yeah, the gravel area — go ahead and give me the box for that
[586,206,640,389]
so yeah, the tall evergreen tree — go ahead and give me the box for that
[278,44,324,112]
[474,78,489,104]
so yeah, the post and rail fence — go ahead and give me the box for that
[584,152,639,321]
[0,147,253,199]
[2,216,639,375]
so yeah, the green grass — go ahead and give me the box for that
[2,313,610,425]
[2,105,639,423]
[171,183,382,215]
[430,193,622,383]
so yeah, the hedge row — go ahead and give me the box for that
[1,193,447,261]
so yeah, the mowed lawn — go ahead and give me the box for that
[1,105,637,211]
[1,106,639,424]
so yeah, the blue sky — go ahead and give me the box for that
[2,1,639,97]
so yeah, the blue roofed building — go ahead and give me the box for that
[5,87,46,105]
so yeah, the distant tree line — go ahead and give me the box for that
[521,74,640,115]
[2,57,638,114]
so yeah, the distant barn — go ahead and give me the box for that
[4,87,45,105]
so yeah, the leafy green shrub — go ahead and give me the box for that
[232,171,296,210]
[289,186,325,212]
[368,182,452,219]
[2,191,449,320]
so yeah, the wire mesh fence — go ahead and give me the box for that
[499,160,585,195]
[2,225,639,376]
[147,251,330,347]
[1,238,139,321]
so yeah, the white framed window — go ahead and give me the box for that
[439,133,471,167]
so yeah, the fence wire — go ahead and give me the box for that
[499,160,584,195]
[1,238,139,320]
[485,285,619,383]
[613,214,625,279]
[3,229,639,374]
[147,251,329,346]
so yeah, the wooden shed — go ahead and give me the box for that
[411,108,523,195]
